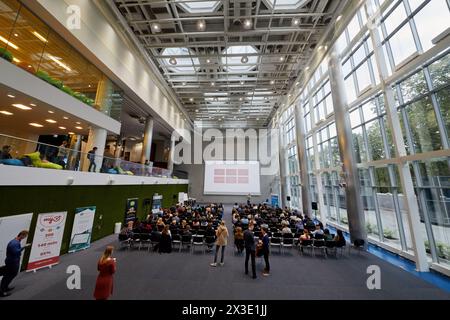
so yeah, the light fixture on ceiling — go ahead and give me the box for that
[305,66,310,71]
[29,123,43,127]
[243,18,253,29]
[48,110,54,114]
[182,82,187,86]
[239,97,243,101]
[197,19,206,31]
[211,82,215,87]
[48,54,71,71]
[0,35,18,50]
[75,126,83,130]
[59,126,66,130]
[30,103,37,107]
[292,18,300,26]
[169,57,177,65]
[12,57,20,63]
[76,122,81,125]
[68,132,75,135]
[7,94,15,98]
[151,23,161,33]
[189,98,194,102]
[195,109,199,113]
[279,56,285,62]
[241,55,249,64]
[296,82,300,86]
[12,104,32,110]
[336,15,342,23]
[213,97,219,102]
[240,80,245,85]
[46,119,57,123]
[63,116,69,120]
[0,111,13,116]
[32,31,48,43]
[270,80,275,85]
[14,33,18,37]
[206,58,211,64]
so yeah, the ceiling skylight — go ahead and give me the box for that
[265,0,309,10]
[178,1,220,13]
[222,46,258,72]
[161,47,200,73]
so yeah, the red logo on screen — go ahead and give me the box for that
[40,214,64,227]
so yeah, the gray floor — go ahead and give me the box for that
[2,207,450,300]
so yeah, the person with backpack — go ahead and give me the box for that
[88,147,98,172]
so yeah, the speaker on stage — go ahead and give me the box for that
[311,202,318,210]
[287,196,291,201]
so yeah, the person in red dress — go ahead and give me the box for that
[94,246,116,300]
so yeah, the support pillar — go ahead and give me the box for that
[278,124,289,209]
[83,127,107,173]
[140,116,154,164]
[328,48,366,244]
[167,136,176,174]
[294,102,312,218]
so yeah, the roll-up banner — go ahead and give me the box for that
[68,207,96,253]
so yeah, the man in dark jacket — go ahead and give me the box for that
[244,223,257,279]
[261,228,270,276]
[0,230,30,297]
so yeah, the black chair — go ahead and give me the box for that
[139,233,151,251]
[192,235,205,254]
[313,239,326,257]
[181,234,192,252]
[118,233,131,250]
[132,233,142,250]
[270,237,282,253]
[282,235,294,253]
[325,240,337,257]
[351,239,365,255]
[300,239,313,255]
[205,236,216,252]
[150,232,161,252]
[172,234,182,251]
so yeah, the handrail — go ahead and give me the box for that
[0,133,173,178]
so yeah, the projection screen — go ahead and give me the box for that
[204,161,261,195]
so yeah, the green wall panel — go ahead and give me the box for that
[0,184,188,268]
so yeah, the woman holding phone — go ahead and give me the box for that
[94,246,116,300]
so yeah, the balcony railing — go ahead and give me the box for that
[0,134,173,178]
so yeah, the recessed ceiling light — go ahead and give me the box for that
[0,35,18,50]
[12,57,20,63]
[292,18,300,26]
[29,123,43,127]
[48,54,71,72]
[68,132,75,135]
[243,19,252,29]
[239,97,243,101]
[336,15,342,23]
[32,31,48,43]
[270,80,275,85]
[296,82,300,86]
[305,67,310,71]
[169,57,177,65]
[48,110,54,114]
[151,23,161,33]
[211,82,215,86]
[195,109,199,113]
[240,80,245,85]
[213,97,219,102]
[63,116,69,120]
[30,103,37,107]
[189,98,194,102]
[59,126,66,130]
[241,56,249,64]
[14,33,18,37]
[7,94,15,98]
[46,119,57,123]
[206,58,211,64]
[12,104,32,110]
[182,82,187,86]
[0,111,13,116]
[75,126,83,130]
[197,19,206,31]
[318,45,324,50]
[76,122,81,125]
[280,56,285,62]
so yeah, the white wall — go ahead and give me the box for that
[22,0,189,136]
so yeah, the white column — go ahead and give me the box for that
[83,127,107,173]
[140,117,154,164]
[328,48,366,244]
[167,136,176,174]
[365,3,428,271]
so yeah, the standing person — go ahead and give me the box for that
[210,221,229,267]
[158,225,172,254]
[0,230,30,297]
[244,224,257,279]
[87,147,98,172]
[94,246,116,300]
[56,141,69,168]
[261,228,270,276]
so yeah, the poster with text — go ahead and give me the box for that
[0,213,33,269]
[27,212,67,271]
[125,198,138,224]
[68,207,96,253]
[271,194,280,208]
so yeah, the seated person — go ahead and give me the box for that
[234,226,244,254]
[183,225,193,237]
[241,216,249,225]
[299,229,311,242]
[323,229,333,241]
[156,218,165,232]
[0,145,12,160]
[295,218,304,232]
[281,225,292,235]
[192,219,200,230]
[334,229,346,247]
[205,223,216,251]
[311,225,324,238]
[169,220,179,233]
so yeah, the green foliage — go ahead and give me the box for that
[340,216,348,225]
[35,71,94,106]
[0,47,13,62]
[425,240,450,260]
